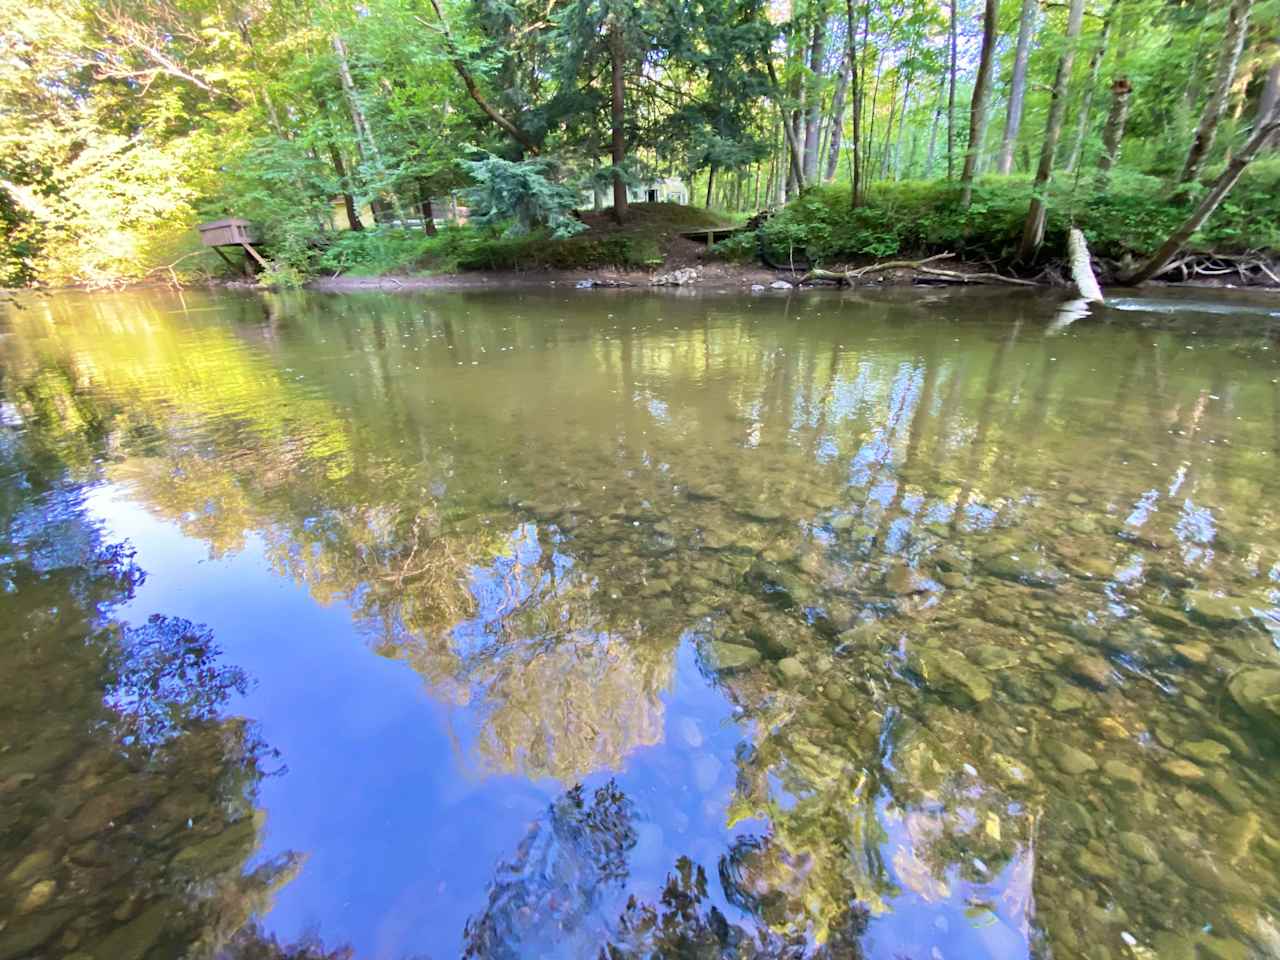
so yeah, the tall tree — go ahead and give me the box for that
[959,0,1000,207]
[824,54,852,180]
[1179,0,1252,184]
[1126,100,1280,283]
[1095,76,1133,186]
[946,0,958,178]
[606,12,628,222]
[843,0,865,206]
[1064,5,1115,174]
[1260,55,1280,149]
[1017,0,1087,260]
[802,15,828,183]
[997,0,1037,174]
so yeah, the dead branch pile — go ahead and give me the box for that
[798,252,1037,287]
[1144,252,1280,286]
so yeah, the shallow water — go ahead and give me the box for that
[1,286,1278,960]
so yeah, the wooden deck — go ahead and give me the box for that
[197,218,268,275]
[678,225,749,245]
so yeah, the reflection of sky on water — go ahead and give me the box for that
[85,490,771,957]
[87,477,1038,959]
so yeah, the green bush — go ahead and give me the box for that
[751,163,1280,268]
[314,227,444,276]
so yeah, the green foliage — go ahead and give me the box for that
[752,164,1280,267]
[460,154,587,238]
[314,227,444,276]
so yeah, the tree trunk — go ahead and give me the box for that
[1257,48,1280,149]
[332,36,375,159]
[844,0,864,206]
[925,83,944,177]
[878,69,902,180]
[891,72,914,179]
[825,54,852,181]
[802,20,827,183]
[862,47,885,190]
[706,163,715,208]
[960,0,1000,207]
[1064,8,1114,175]
[332,35,404,221]
[1126,108,1280,284]
[1017,0,1087,260]
[1179,0,1252,184]
[327,142,363,231]
[425,0,539,156]
[419,190,438,236]
[947,0,958,179]
[768,61,809,194]
[1095,76,1133,187]
[998,0,1037,174]
[608,17,628,223]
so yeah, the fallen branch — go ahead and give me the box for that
[800,252,1036,287]
[144,249,213,288]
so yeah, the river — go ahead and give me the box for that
[0,287,1277,960]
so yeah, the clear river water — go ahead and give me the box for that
[1,286,1278,960]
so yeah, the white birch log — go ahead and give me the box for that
[1068,228,1104,302]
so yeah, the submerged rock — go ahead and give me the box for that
[1227,669,1280,730]
[884,563,930,596]
[706,641,761,673]
[776,657,808,683]
[1076,848,1118,881]
[0,907,74,960]
[1161,758,1204,781]
[1118,831,1160,865]
[1067,653,1112,688]
[16,879,57,914]
[1042,740,1097,775]
[1101,759,1143,791]
[1177,739,1231,765]
[910,649,992,704]
[1183,590,1264,627]
[1173,640,1212,665]
[94,903,171,960]
[980,549,1066,588]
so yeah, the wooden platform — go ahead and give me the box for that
[197,218,268,275]
[678,225,748,246]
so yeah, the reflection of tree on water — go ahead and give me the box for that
[398,523,673,781]
[0,391,314,959]
[461,779,869,959]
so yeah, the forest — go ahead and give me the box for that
[1,0,1278,287]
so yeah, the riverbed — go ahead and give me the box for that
[1,287,1277,960]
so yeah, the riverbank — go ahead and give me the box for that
[304,261,799,293]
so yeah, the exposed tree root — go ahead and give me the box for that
[1143,252,1280,287]
[799,252,1037,287]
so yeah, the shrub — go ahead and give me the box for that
[751,165,1280,268]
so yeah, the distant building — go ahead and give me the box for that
[584,177,689,209]
[627,177,688,205]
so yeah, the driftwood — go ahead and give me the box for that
[1067,228,1104,302]
[799,252,1037,287]
[1144,251,1280,286]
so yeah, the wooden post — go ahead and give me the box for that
[240,242,270,273]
